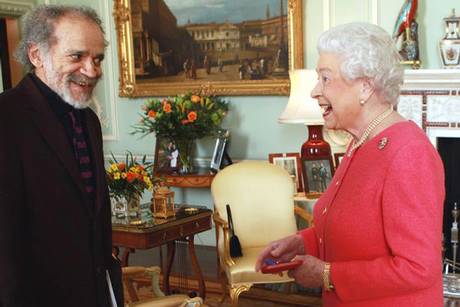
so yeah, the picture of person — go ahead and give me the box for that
[166,142,179,168]
[154,138,181,173]
[303,159,333,193]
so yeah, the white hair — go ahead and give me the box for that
[317,22,404,105]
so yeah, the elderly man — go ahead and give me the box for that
[0,5,122,307]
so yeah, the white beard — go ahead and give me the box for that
[41,54,94,109]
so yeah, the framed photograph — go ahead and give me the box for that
[210,130,230,172]
[153,138,180,173]
[268,152,303,192]
[301,156,334,196]
[333,153,345,169]
[113,0,304,97]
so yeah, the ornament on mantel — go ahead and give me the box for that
[440,9,460,69]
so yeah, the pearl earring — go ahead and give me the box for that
[359,99,366,105]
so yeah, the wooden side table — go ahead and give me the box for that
[112,207,212,299]
[157,168,215,188]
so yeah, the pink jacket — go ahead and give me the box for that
[300,121,445,306]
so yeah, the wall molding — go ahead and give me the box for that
[0,0,33,17]
[322,0,379,30]
[99,0,119,141]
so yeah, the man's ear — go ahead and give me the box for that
[28,44,43,69]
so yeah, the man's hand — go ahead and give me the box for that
[255,234,305,272]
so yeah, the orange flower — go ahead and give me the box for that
[126,172,136,183]
[161,99,168,105]
[148,110,156,118]
[163,103,171,113]
[118,163,126,171]
[187,111,197,122]
[191,95,201,103]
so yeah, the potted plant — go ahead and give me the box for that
[106,152,158,218]
[132,92,229,173]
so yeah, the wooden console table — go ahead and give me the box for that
[112,207,212,299]
[157,168,215,188]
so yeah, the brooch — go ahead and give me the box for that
[378,137,388,150]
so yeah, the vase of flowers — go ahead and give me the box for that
[106,152,158,218]
[132,92,229,174]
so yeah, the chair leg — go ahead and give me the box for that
[230,284,252,307]
[219,269,228,303]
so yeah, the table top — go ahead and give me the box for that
[112,206,212,234]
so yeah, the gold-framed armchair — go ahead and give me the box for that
[211,161,298,306]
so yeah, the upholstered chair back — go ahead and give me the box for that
[212,160,297,251]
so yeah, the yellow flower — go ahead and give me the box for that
[114,173,121,180]
[110,163,118,171]
[121,173,127,179]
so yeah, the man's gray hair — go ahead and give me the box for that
[15,5,105,72]
[317,22,404,105]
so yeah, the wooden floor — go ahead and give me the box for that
[125,243,322,306]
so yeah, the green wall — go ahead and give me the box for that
[6,0,460,246]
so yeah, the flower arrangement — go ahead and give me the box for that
[106,152,158,201]
[131,92,229,140]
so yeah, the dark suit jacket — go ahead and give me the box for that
[0,75,122,307]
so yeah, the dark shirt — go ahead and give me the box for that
[29,73,96,201]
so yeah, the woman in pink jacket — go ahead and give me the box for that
[256,22,445,306]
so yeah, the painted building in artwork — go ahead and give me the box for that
[130,0,288,77]
[131,0,196,77]
[182,14,287,71]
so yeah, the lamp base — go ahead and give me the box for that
[301,125,331,157]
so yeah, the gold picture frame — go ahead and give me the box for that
[113,0,304,97]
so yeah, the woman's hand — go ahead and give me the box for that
[255,234,305,272]
[288,255,325,288]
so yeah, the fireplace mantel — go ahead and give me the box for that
[399,69,460,145]
[403,69,460,90]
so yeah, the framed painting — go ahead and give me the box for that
[301,156,334,197]
[153,138,180,173]
[268,152,303,192]
[113,0,304,97]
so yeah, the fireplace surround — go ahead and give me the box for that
[399,69,460,263]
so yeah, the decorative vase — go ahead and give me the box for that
[175,138,196,174]
[440,9,460,69]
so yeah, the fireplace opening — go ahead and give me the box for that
[438,137,460,265]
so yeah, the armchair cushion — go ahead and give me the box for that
[226,247,293,285]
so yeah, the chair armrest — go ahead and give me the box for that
[213,212,235,267]
[122,266,165,301]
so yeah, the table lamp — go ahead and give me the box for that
[279,69,331,159]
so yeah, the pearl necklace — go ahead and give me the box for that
[348,106,394,156]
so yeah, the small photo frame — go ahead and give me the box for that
[153,138,179,173]
[334,153,345,169]
[210,130,230,172]
[301,156,334,196]
[268,152,303,192]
